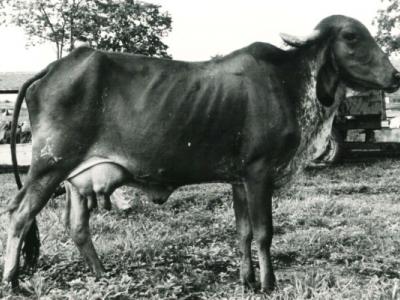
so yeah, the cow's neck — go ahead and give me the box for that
[296,51,340,157]
[275,48,342,186]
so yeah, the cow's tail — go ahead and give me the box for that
[10,68,49,270]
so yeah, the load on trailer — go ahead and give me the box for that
[316,89,400,163]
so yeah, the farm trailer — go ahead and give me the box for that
[317,90,400,163]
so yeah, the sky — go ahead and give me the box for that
[0,0,385,72]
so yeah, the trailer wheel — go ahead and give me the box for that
[314,128,344,164]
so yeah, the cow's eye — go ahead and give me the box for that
[343,32,357,42]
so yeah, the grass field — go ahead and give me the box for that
[1,159,400,299]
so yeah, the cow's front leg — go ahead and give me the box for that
[244,166,275,292]
[232,184,255,290]
[66,182,105,276]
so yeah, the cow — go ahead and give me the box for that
[0,121,9,144]
[19,122,32,143]
[3,15,400,292]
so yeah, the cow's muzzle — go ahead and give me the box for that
[384,71,400,93]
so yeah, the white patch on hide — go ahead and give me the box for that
[309,114,336,160]
[40,137,62,163]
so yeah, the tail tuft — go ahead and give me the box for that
[21,220,40,270]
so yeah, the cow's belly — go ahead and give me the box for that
[84,135,243,185]
[92,75,247,184]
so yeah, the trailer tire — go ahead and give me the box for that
[314,128,344,164]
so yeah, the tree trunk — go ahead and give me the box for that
[56,42,61,59]
[69,15,74,52]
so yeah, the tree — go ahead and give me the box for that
[86,0,172,57]
[373,0,400,55]
[1,0,172,59]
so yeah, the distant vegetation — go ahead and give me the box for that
[0,101,30,144]
[373,1,400,102]
[374,0,400,55]
[0,0,172,59]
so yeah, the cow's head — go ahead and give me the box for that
[281,15,400,106]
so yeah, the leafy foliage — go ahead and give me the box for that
[1,0,172,59]
[89,0,172,57]
[373,0,400,54]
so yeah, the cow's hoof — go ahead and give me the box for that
[243,280,258,293]
[260,286,275,294]
[0,281,12,295]
[11,278,19,290]
[260,277,276,294]
[93,267,106,278]
[1,276,18,291]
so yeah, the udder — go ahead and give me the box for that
[67,161,174,207]
[68,163,126,197]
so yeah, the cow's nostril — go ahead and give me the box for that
[394,72,400,81]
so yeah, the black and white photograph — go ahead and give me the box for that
[1,0,400,299]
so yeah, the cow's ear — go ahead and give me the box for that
[316,50,338,106]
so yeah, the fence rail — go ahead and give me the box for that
[0,143,31,166]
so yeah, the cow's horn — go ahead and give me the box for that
[280,30,321,47]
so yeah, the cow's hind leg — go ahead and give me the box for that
[244,166,275,293]
[66,182,105,276]
[232,184,255,290]
[64,182,72,229]
[64,186,98,230]
[3,171,65,285]
[97,194,111,211]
